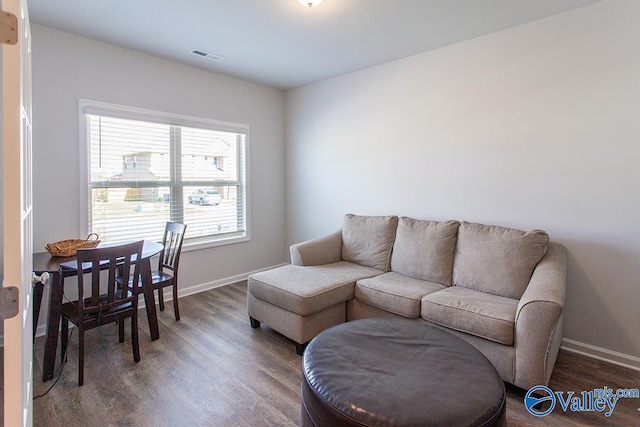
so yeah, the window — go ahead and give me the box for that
[80,100,249,247]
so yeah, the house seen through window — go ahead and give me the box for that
[82,101,248,246]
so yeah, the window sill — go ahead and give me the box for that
[182,234,250,253]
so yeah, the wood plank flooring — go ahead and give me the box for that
[6,281,639,426]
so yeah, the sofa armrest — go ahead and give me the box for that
[514,242,567,389]
[290,230,343,266]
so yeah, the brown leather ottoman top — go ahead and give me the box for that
[301,318,506,427]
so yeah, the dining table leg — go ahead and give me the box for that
[41,270,62,381]
[140,258,160,341]
[32,281,44,342]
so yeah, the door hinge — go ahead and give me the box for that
[0,287,19,319]
[0,10,18,45]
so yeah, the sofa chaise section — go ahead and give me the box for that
[247,261,381,354]
[247,215,398,354]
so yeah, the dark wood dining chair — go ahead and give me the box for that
[153,222,187,320]
[118,222,187,321]
[60,240,144,386]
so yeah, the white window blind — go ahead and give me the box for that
[81,101,248,246]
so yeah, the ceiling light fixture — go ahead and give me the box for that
[297,0,324,7]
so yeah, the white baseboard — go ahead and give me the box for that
[176,263,287,299]
[29,263,286,340]
[561,338,640,372]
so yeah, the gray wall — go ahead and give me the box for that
[285,0,640,365]
[31,25,287,329]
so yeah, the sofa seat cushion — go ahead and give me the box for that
[355,272,445,318]
[391,217,459,286]
[421,287,518,345]
[342,214,398,271]
[248,261,382,316]
[453,222,549,299]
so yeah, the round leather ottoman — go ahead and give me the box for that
[301,318,506,427]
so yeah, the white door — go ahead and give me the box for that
[2,0,33,426]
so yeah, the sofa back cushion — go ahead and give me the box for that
[391,217,459,286]
[453,222,549,299]
[342,214,398,271]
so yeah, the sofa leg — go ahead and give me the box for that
[249,317,260,328]
[296,342,309,356]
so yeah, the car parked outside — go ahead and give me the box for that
[188,189,222,206]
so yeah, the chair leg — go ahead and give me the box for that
[172,284,180,321]
[250,317,260,328]
[157,287,165,311]
[118,318,125,343]
[61,317,69,364]
[78,327,85,386]
[132,313,140,363]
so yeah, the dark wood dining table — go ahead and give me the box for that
[33,240,164,381]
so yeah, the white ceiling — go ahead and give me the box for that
[27,0,600,90]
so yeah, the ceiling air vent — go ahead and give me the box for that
[191,49,224,62]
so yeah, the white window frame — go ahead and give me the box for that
[79,99,251,251]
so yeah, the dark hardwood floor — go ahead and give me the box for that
[5,281,638,426]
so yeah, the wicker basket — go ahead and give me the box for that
[45,233,101,257]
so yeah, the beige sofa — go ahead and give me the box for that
[247,214,566,390]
